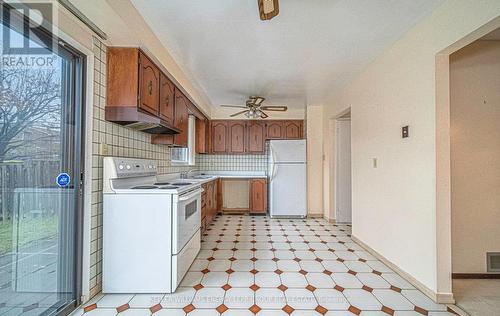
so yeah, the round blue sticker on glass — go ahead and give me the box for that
[56,173,71,187]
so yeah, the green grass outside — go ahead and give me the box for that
[0,215,58,255]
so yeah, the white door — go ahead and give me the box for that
[336,120,352,223]
[270,163,307,217]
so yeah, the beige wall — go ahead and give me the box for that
[306,105,324,215]
[450,40,500,274]
[319,0,500,299]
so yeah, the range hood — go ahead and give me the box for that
[105,106,180,135]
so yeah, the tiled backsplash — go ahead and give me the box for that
[89,37,193,298]
[196,153,268,172]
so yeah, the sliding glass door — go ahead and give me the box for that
[1,4,85,315]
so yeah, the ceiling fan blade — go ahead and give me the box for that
[260,111,269,119]
[230,110,249,117]
[261,106,288,111]
[220,105,248,108]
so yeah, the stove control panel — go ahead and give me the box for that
[104,157,157,179]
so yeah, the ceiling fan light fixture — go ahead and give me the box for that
[258,0,279,21]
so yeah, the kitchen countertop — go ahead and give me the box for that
[156,171,267,186]
[191,171,267,185]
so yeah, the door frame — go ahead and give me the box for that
[335,118,352,223]
[0,4,88,314]
[325,108,351,223]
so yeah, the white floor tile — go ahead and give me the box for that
[231,259,254,271]
[314,288,350,310]
[299,260,325,272]
[356,273,391,289]
[255,272,282,287]
[284,289,318,309]
[254,260,278,272]
[180,272,204,286]
[161,287,196,308]
[201,272,229,287]
[343,289,382,310]
[192,287,225,308]
[381,273,415,289]
[331,273,363,289]
[96,294,133,308]
[322,260,348,273]
[228,272,255,287]
[277,260,301,272]
[372,289,414,310]
[224,287,255,308]
[280,272,308,288]
[255,288,287,309]
[128,294,164,308]
[306,273,336,288]
[401,290,447,311]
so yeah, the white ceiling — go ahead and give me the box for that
[131,0,444,109]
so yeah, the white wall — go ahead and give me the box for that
[450,40,500,274]
[307,105,324,216]
[320,0,500,298]
[70,0,213,117]
[211,107,305,120]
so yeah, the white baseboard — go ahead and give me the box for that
[351,235,455,305]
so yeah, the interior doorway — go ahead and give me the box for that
[335,112,352,223]
[449,27,500,316]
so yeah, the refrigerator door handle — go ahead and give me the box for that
[271,163,278,182]
[269,150,277,181]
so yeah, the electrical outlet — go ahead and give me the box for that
[99,143,108,155]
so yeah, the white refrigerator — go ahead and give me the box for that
[268,140,307,218]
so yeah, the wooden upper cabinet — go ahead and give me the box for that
[138,52,160,116]
[266,121,284,139]
[173,88,189,147]
[159,72,175,124]
[250,179,267,214]
[247,121,266,153]
[211,121,228,153]
[228,121,246,153]
[196,118,209,154]
[284,120,303,139]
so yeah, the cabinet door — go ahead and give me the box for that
[138,52,160,116]
[206,182,214,223]
[211,121,228,153]
[266,121,284,139]
[247,121,266,153]
[159,72,175,124]
[212,180,218,214]
[195,118,209,154]
[228,121,246,153]
[250,179,267,214]
[174,89,189,147]
[284,121,302,139]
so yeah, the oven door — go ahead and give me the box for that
[172,187,202,254]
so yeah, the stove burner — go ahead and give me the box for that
[154,182,171,185]
[171,182,193,186]
[158,186,179,190]
[131,185,158,189]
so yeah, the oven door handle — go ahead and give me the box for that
[178,188,204,201]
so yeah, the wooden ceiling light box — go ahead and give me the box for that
[258,0,279,21]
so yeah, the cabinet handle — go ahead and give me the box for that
[148,81,153,95]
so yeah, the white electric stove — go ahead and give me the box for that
[102,157,202,293]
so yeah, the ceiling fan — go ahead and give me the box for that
[221,96,287,119]
[258,0,279,20]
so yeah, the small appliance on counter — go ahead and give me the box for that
[268,140,307,218]
[102,157,202,293]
